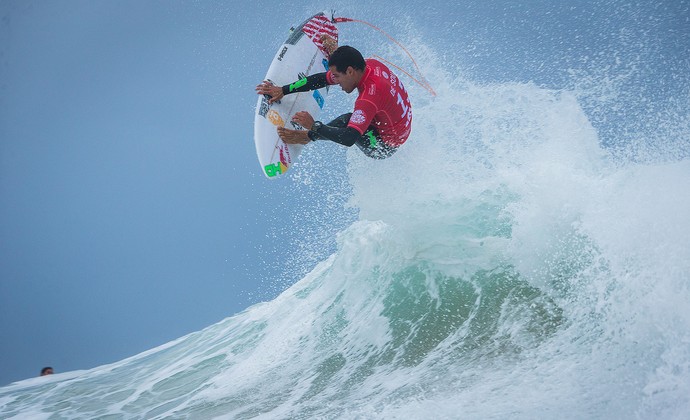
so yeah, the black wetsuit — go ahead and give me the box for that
[281,73,397,160]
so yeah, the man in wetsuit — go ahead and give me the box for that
[255,45,412,159]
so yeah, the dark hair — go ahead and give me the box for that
[40,367,53,375]
[328,46,365,73]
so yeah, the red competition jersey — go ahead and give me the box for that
[326,59,412,147]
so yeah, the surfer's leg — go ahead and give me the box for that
[319,114,397,158]
[354,127,398,159]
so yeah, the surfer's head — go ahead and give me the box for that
[328,46,366,93]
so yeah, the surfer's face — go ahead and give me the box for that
[330,66,359,93]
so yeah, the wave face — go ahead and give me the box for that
[2,7,690,420]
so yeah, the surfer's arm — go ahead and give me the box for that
[308,123,360,147]
[310,100,379,146]
[281,73,330,95]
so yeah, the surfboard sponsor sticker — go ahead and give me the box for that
[277,46,288,61]
[264,144,291,177]
[264,161,288,177]
[280,142,291,164]
[313,90,324,109]
[258,97,270,117]
[266,110,285,126]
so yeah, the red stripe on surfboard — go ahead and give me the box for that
[302,14,338,57]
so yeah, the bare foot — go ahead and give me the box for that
[277,127,310,144]
[320,34,338,55]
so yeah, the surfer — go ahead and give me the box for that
[255,43,412,159]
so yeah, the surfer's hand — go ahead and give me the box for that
[255,81,284,104]
[292,111,315,130]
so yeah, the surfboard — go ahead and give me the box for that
[254,12,338,179]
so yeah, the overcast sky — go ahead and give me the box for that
[0,0,341,385]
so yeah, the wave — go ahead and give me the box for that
[2,34,690,420]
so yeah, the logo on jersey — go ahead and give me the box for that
[350,110,366,125]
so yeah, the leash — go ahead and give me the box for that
[334,17,436,97]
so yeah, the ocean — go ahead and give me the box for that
[1,1,689,419]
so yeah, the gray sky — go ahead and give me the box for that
[1,0,688,386]
[0,0,328,385]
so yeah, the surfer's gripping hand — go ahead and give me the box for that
[292,111,315,130]
[255,81,284,104]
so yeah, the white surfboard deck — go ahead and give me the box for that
[254,12,336,179]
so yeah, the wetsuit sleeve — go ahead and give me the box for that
[308,124,361,147]
[281,72,331,95]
